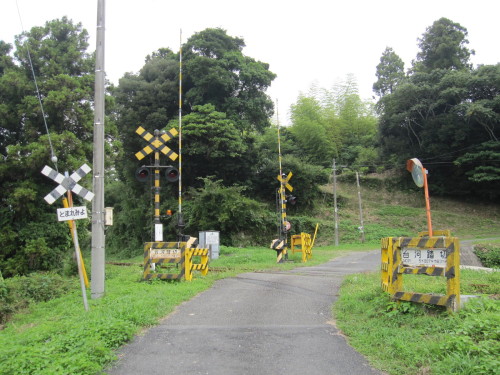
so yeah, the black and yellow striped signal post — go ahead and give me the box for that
[271,171,293,263]
[135,126,178,242]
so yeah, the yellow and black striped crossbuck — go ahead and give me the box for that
[135,126,179,161]
[277,171,293,192]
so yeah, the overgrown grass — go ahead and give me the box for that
[474,241,500,269]
[334,270,500,375]
[0,244,368,375]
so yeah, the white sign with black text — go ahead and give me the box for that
[401,247,447,267]
[57,206,88,221]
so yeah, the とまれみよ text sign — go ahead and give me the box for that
[57,206,88,221]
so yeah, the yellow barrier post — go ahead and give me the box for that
[446,237,461,312]
[62,196,89,288]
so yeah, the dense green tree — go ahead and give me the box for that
[0,18,116,275]
[373,47,406,97]
[0,41,15,74]
[173,104,250,187]
[288,77,378,170]
[183,28,276,133]
[376,18,499,200]
[289,95,338,166]
[413,17,474,73]
[183,177,275,246]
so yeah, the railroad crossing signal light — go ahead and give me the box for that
[135,167,150,182]
[165,167,179,182]
[286,195,297,205]
[166,209,173,217]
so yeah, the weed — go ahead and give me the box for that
[474,243,500,268]
[334,271,500,375]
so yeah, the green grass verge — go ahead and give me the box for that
[0,244,372,375]
[334,270,500,375]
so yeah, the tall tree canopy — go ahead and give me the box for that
[373,47,406,97]
[183,28,276,133]
[376,18,499,200]
[413,17,474,73]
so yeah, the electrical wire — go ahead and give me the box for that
[16,0,58,171]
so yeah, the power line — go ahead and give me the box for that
[16,0,57,170]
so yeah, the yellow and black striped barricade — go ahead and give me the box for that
[381,237,400,294]
[143,242,185,281]
[381,235,461,312]
[290,233,313,262]
[184,247,209,281]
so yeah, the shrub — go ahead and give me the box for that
[474,244,500,268]
[0,271,13,324]
[0,273,73,324]
[184,178,275,246]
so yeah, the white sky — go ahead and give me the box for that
[1,0,499,125]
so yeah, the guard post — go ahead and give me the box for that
[381,232,461,312]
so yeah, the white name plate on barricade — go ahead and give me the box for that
[402,247,447,267]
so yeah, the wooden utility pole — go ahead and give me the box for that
[332,158,339,246]
[91,0,106,299]
[355,171,365,243]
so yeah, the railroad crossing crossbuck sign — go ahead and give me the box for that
[277,171,293,192]
[41,164,94,204]
[135,126,178,161]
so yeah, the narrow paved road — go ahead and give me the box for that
[106,250,384,375]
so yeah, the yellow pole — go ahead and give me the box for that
[62,196,89,288]
[311,223,319,249]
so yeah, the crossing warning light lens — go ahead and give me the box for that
[135,167,150,182]
[165,167,179,182]
[166,209,173,216]
[286,195,297,205]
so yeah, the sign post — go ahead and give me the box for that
[407,158,433,236]
[62,192,89,311]
[41,164,94,311]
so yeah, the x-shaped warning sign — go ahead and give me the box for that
[41,164,94,205]
[277,171,293,192]
[135,126,178,161]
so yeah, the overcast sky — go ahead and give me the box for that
[2,0,499,124]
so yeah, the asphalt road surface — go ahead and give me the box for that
[106,250,384,375]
